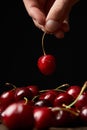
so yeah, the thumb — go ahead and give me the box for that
[45,0,73,33]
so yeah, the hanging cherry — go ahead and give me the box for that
[37,32,56,76]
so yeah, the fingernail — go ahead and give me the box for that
[45,20,60,32]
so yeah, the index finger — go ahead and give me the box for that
[23,0,46,25]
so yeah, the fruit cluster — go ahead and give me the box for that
[0,82,87,130]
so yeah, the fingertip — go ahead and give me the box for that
[33,19,46,32]
[45,20,61,33]
[61,21,70,32]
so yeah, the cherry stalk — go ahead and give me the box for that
[37,32,56,75]
[42,32,46,55]
[63,81,87,108]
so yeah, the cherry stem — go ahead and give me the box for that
[24,97,28,104]
[42,32,46,55]
[40,88,65,93]
[5,82,16,90]
[63,81,87,108]
[51,107,79,116]
[55,83,70,90]
[39,84,70,93]
[32,87,66,101]
[32,95,40,101]
[39,89,49,93]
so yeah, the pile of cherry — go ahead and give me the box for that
[0,82,87,130]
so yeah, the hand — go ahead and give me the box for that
[23,0,79,38]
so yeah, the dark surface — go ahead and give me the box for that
[0,0,87,90]
[0,124,87,130]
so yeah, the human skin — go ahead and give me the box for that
[23,0,79,38]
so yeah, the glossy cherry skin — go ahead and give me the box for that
[66,85,81,99]
[74,91,87,110]
[52,107,79,127]
[52,108,71,127]
[14,87,33,101]
[0,89,15,111]
[0,105,3,122]
[39,90,59,106]
[79,105,87,124]
[1,102,34,130]
[37,54,56,75]
[34,99,51,107]
[53,92,74,107]
[34,107,53,129]
[27,85,39,97]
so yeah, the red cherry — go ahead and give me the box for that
[17,98,34,106]
[1,102,34,129]
[0,90,15,111]
[39,89,58,106]
[34,107,53,129]
[37,32,56,76]
[74,91,87,110]
[52,107,79,127]
[0,105,3,123]
[79,105,87,124]
[52,108,72,127]
[37,54,56,75]
[66,85,81,99]
[27,85,39,97]
[34,99,52,107]
[63,81,87,109]
[14,87,33,101]
[53,92,74,107]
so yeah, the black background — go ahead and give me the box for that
[0,0,87,90]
